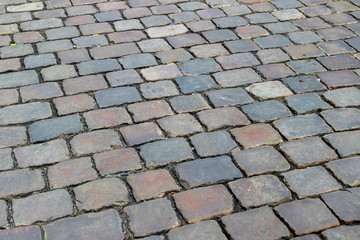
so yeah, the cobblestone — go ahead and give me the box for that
[175,156,242,189]
[1,0,360,237]
[174,185,233,223]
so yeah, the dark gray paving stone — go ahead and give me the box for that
[140,138,193,167]
[190,130,237,157]
[95,11,122,22]
[317,40,356,55]
[167,33,206,48]
[280,137,337,168]
[242,100,292,122]
[232,146,290,176]
[175,156,243,189]
[264,22,299,34]
[0,102,52,125]
[289,31,322,44]
[72,35,108,48]
[272,0,303,9]
[216,53,260,70]
[287,60,326,74]
[282,166,341,199]
[95,87,141,108]
[180,58,221,76]
[319,70,360,88]
[29,114,83,143]
[254,35,292,48]
[212,16,247,28]
[106,69,143,87]
[140,80,179,99]
[176,75,217,94]
[202,29,238,43]
[223,39,260,53]
[78,59,121,75]
[170,94,210,113]
[321,108,360,131]
[119,53,157,69]
[322,225,360,240]
[322,190,360,223]
[318,54,360,70]
[0,70,38,89]
[206,88,254,107]
[326,156,360,187]
[229,175,291,208]
[24,54,56,69]
[346,36,360,51]
[246,13,278,24]
[273,114,333,140]
[213,68,261,87]
[140,15,171,27]
[256,49,290,64]
[323,87,360,107]
[282,75,326,93]
[275,199,339,235]
[324,130,360,157]
[285,93,332,114]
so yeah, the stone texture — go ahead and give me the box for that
[140,138,193,167]
[0,168,45,198]
[197,107,250,130]
[321,108,360,131]
[175,156,243,189]
[43,210,124,240]
[0,148,13,170]
[74,178,130,210]
[175,75,217,94]
[174,185,233,223]
[229,175,291,208]
[275,199,339,235]
[127,169,180,201]
[322,225,360,240]
[222,206,290,240]
[84,107,132,130]
[321,190,360,223]
[93,148,142,176]
[282,167,341,198]
[0,226,41,240]
[242,100,292,122]
[286,93,332,114]
[232,146,290,176]
[14,139,69,167]
[158,113,203,137]
[0,126,27,148]
[120,122,164,146]
[48,157,97,188]
[0,102,52,125]
[29,114,83,143]
[125,198,180,237]
[190,130,237,157]
[95,87,141,108]
[326,157,360,187]
[70,130,122,156]
[273,114,333,140]
[206,88,254,107]
[54,94,96,115]
[324,131,360,157]
[246,81,293,100]
[168,220,227,240]
[128,100,173,122]
[280,137,337,168]
[231,124,283,149]
[13,189,73,226]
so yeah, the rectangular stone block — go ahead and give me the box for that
[29,114,84,143]
[14,139,69,167]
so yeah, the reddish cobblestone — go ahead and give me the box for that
[70,129,122,156]
[174,185,233,223]
[48,157,98,188]
[93,148,142,175]
[54,94,96,115]
[120,122,164,146]
[127,169,180,201]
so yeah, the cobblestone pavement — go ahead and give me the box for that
[0,0,360,239]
